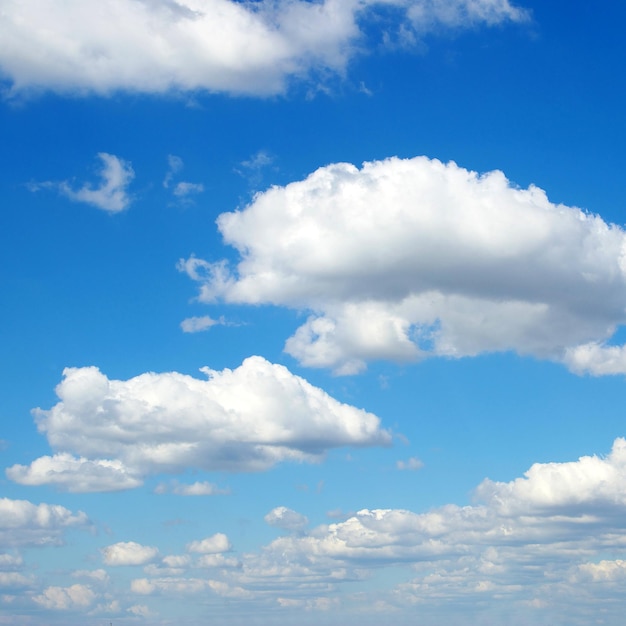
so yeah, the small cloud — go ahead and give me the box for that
[240,150,274,171]
[154,480,230,496]
[180,315,225,333]
[163,154,184,188]
[264,506,308,532]
[58,153,134,213]
[33,584,95,610]
[396,457,424,471]
[173,181,204,197]
[235,150,276,186]
[101,541,158,566]
[186,533,231,554]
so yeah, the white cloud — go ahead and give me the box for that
[396,456,424,471]
[6,453,142,493]
[0,0,528,98]
[182,156,626,375]
[102,541,159,566]
[33,584,96,610]
[0,498,89,547]
[187,533,231,554]
[7,357,390,491]
[171,437,626,619]
[0,554,23,570]
[265,506,309,532]
[127,604,153,617]
[0,567,33,590]
[180,315,224,333]
[58,153,134,212]
[154,480,230,496]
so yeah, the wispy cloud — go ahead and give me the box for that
[154,480,230,496]
[180,315,225,333]
[29,153,134,213]
[0,0,529,98]
[396,456,424,471]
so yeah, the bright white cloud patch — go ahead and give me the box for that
[0,0,527,98]
[90,440,626,621]
[182,156,626,375]
[102,541,159,566]
[187,533,231,554]
[0,498,89,547]
[59,153,134,212]
[396,456,424,471]
[6,357,389,492]
[265,506,309,532]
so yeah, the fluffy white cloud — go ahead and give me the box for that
[0,498,89,547]
[6,453,142,492]
[182,156,626,375]
[0,0,528,98]
[33,584,96,610]
[186,533,231,554]
[59,153,134,212]
[102,541,159,566]
[265,506,309,532]
[173,181,204,197]
[6,357,389,491]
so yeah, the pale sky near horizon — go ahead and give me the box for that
[2,1,626,624]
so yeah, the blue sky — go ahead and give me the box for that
[2,1,626,624]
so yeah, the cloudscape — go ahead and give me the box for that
[2,1,626,625]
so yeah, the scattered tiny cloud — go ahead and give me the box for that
[29,153,134,213]
[396,457,424,471]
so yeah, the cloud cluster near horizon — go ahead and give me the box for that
[5,357,390,492]
[0,0,528,97]
[52,438,625,620]
[181,156,626,375]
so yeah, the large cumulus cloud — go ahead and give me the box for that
[6,356,390,492]
[0,0,527,97]
[181,156,626,374]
